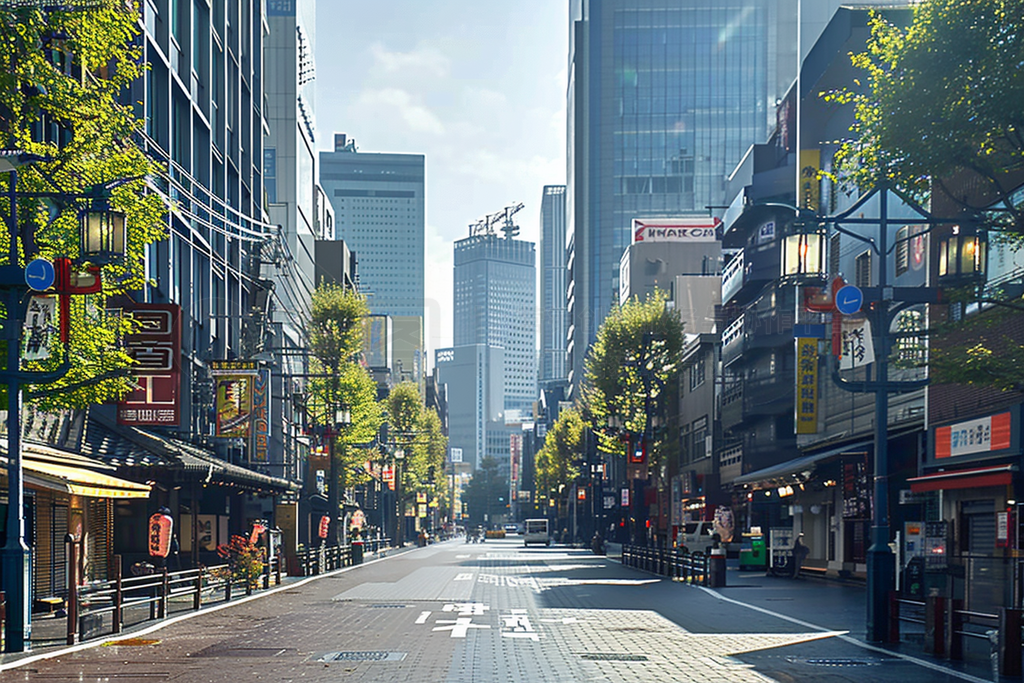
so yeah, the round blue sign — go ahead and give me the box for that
[25,258,55,292]
[835,285,864,315]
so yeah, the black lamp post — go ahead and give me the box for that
[765,185,984,643]
[327,402,351,547]
[0,153,126,652]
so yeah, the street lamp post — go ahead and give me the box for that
[0,154,125,652]
[770,185,980,642]
[328,403,351,547]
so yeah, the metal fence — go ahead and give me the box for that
[621,545,710,586]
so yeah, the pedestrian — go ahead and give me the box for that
[792,533,809,578]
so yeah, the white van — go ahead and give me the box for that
[523,518,550,547]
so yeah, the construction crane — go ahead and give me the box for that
[468,202,524,239]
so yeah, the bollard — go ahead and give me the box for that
[946,598,964,660]
[924,594,945,656]
[352,540,364,565]
[113,559,123,634]
[708,548,727,588]
[999,607,1022,676]
[888,591,900,644]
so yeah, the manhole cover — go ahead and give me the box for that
[799,658,880,667]
[102,638,160,647]
[368,604,407,609]
[319,651,407,662]
[579,653,649,662]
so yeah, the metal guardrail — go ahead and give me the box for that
[67,552,285,645]
[294,538,391,577]
[621,545,710,586]
[889,592,1023,677]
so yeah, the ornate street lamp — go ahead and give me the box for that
[80,202,126,264]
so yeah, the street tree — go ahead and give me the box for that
[828,1,1024,390]
[0,2,165,409]
[384,382,449,522]
[534,406,585,517]
[306,284,383,494]
[462,456,508,527]
[581,291,684,462]
[830,0,1024,230]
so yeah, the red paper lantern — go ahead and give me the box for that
[148,513,173,558]
[318,515,331,539]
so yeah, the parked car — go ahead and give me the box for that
[523,518,550,546]
[678,521,717,554]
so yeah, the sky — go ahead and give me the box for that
[314,1,568,366]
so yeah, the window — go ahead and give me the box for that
[855,250,872,288]
[895,226,909,276]
[689,354,706,391]
[692,416,709,460]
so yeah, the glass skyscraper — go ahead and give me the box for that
[453,235,537,416]
[566,0,798,394]
[540,185,568,390]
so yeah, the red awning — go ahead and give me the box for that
[908,465,1015,493]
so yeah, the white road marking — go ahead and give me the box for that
[415,611,431,624]
[433,617,490,638]
[453,572,474,581]
[699,586,993,683]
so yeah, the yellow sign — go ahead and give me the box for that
[418,504,427,518]
[795,337,819,434]
[416,491,427,504]
[799,149,820,212]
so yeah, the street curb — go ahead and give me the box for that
[0,547,413,672]
[697,586,993,683]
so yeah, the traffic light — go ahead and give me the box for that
[629,439,646,464]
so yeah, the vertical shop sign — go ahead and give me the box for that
[251,367,271,462]
[795,338,819,434]
[119,304,181,426]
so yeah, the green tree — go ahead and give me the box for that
[581,291,684,462]
[831,1,1024,230]
[0,2,165,408]
[534,406,585,515]
[306,284,383,504]
[384,382,448,520]
[462,456,508,527]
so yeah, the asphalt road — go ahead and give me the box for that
[0,538,1002,682]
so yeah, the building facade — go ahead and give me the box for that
[540,185,567,391]
[319,134,426,385]
[453,234,537,416]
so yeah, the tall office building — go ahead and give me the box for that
[565,0,801,396]
[539,186,567,391]
[453,233,537,416]
[320,134,426,383]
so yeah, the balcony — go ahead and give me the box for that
[720,374,793,430]
[722,241,781,306]
[721,305,794,366]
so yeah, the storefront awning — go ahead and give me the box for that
[732,440,871,487]
[908,464,1015,493]
[22,459,151,498]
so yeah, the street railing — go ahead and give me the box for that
[294,538,391,577]
[622,545,709,586]
[65,552,285,645]
[888,592,1022,677]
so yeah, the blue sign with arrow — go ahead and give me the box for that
[25,258,55,292]
[835,285,864,315]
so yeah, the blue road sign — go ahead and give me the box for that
[835,285,864,315]
[25,258,55,292]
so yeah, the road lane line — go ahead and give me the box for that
[698,586,992,683]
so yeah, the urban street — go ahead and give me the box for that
[0,538,998,682]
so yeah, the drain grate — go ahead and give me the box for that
[319,651,407,663]
[579,653,649,662]
[800,658,880,667]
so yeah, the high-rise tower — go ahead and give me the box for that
[453,231,537,417]
[539,186,567,391]
[320,134,426,383]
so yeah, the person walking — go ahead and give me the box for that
[792,533,810,578]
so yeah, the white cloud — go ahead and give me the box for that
[369,42,450,79]
[424,223,453,360]
[355,88,446,135]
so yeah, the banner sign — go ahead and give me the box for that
[119,304,181,426]
[22,294,57,362]
[251,368,271,462]
[632,217,720,244]
[795,338,819,434]
[215,374,253,438]
[840,318,875,370]
[935,411,1012,459]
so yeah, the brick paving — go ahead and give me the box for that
[0,539,998,682]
